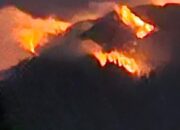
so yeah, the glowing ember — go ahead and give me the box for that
[114,5,155,39]
[12,7,71,53]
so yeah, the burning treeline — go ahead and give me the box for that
[0,3,158,77]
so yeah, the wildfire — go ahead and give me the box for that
[81,4,154,76]
[94,50,140,74]
[1,5,155,77]
[82,41,151,77]
[152,0,180,6]
[114,5,155,39]
[12,7,71,53]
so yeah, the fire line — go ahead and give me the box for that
[11,7,71,53]
[114,5,155,39]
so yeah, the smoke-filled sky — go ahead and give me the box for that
[0,0,147,71]
[0,0,179,19]
[0,0,149,18]
[1,1,180,129]
[0,0,179,71]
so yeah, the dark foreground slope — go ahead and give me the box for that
[1,54,180,130]
[1,4,180,130]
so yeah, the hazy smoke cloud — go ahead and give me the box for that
[71,1,116,23]
[0,7,31,71]
[0,1,117,72]
[0,0,179,72]
[0,0,154,19]
[151,0,180,5]
[40,20,95,60]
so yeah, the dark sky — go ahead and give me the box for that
[0,0,149,19]
[0,0,118,18]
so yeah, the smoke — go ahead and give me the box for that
[0,0,119,20]
[0,5,72,72]
[40,21,95,61]
[151,0,180,5]
[0,1,178,78]
[134,36,171,73]
[117,0,180,6]
[0,6,31,71]
[71,1,116,23]
[0,1,116,72]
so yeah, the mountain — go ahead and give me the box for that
[81,11,135,50]
[1,4,180,130]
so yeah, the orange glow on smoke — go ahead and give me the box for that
[152,0,180,6]
[13,8,71,53]
[114,5,155,39]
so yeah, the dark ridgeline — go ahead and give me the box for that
[81,11,136,50]
[1,4,180,130]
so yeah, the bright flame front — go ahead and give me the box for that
[82,40,151,77]
[115,5,155,39]
[12,7,71,53]
[94,50,140,75]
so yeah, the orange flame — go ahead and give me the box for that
[94,50,140,74]
[94,50,152,77]
[114,5,155,39]
[152,0,180,6]
[12,7,71,53]
[82,41,151,77]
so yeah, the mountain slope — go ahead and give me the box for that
[1,4,180,130]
